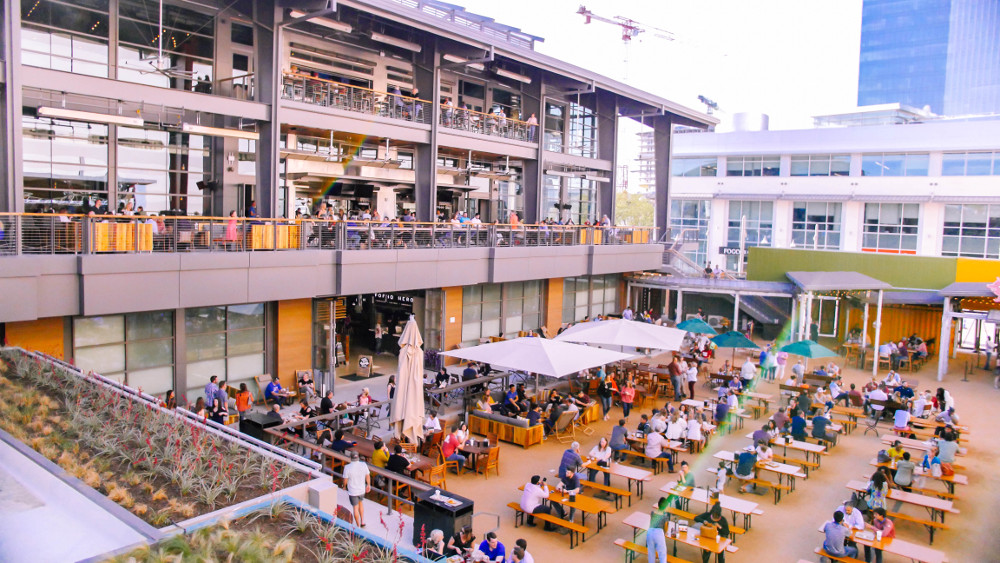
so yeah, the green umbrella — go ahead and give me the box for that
[711,330,760,367]
[677,318,718,335]
[779,339,838,359]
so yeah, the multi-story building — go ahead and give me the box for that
[858,0,1000,115]
[0,0,714,402]
[668,109,1000,273]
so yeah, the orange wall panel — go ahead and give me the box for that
[955,258,1000,283]
[842,304,943,356]
[6,318,65,360]
[544,278,563,338]
[442,287,463,365]
[276,299,312,389]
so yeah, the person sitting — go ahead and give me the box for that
[736,446,759,494]
[610,418,628,461]
[693,504,730,563]
[556,467,582,521]
[811,410,835,444]
[893,451,916,492]
[424,529,446,559]
[562,397,581,420]
[665,413,686,441]
[446,525,476,558]
[715,397,730,426]
[441,426,466,472]
[587,437,613,486]
[936,431,960,464]
[572,390,593,409]
[772,407,789,430]
[751,424,771,445]
[677,460,696,487]
[838,502,865,531]
[865,508,896,563]
[883,370,902,388]
[558,441,585,480]
[828,377,850,406]
[520,475,564,530]
[644,430,675,472]
[265,376,294,406]
[423,410,442,436]
[636,414,651,434]
[822,510,859,560]
[476,393,498,413]
[740,357,757,384]
[848,383,865,407]
[755,439,773,463]
[298,371,317,400]
[892,406,912,436]
[886,440,906,463]
[866,384,889,419]
[435,368,451,388]
[386,444,410,475]
[911,390,931,417]
[477,531,506,563]
[543,400,566,437]
[526,403,543,427]
[330,429,357,453]
[790,408,807,441]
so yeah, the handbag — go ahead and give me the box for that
[848,491,870,512]
[940,462,954,477]
[597,460,609,468]
[876,449,891,464]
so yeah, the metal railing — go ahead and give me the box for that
[282,73,432,125]
[439,104,536,142]
[0,213,657,256]
[216,73,255,100]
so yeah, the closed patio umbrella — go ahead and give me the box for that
[554,318,686,352]
[390,316,425,444]
[677,318,718,335]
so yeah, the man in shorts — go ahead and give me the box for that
[343,450,371,527]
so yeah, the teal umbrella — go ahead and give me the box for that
[677,318,718,335]
[711,330,760,367]
[779,340,838,359]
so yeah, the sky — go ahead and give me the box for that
[459,0,864,131]
[457,0,864,190]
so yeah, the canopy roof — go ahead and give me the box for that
[441,337,631,378]
[786,271,893,293]
[938,282,995,298]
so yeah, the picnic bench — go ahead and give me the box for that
[507,501,589,549]
[614,538,693,563]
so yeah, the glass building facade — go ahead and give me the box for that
[858,0,1000,115]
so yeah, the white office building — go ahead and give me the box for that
[667,107,1000,271]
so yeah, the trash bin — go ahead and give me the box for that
[240,411,281,443]
[411,488,474,547]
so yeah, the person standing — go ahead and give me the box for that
[647,497,670,563]
[235,383,254,422]
[668,356,684,402]
[620,381,636,419]
[374,322,384,355]
[597,374,614,421]
[686,361,699,400]
[343,451,371,527]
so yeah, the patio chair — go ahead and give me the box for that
[552,410,577,443]
[476,446,500,479]
[427,463,448,490]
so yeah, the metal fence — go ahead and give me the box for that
[0,213,656,256]
[282,73,432,125]
[438,104,535,142]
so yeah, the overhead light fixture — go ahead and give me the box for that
[289,10,353,33]
[443,54,485,71]
[495,68,531,84]
[585,173,611,183]
[544,169,578,178]
[370,31,422,52]
[37,106,144,127]
[182,123,259,140]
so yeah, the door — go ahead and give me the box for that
[811,297,839,338]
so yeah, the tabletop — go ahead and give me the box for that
[582,460,652,482]
[745,392,773,401]
[880,435,966,456]
[714,450,806,479]
[623,511,732,555]
[815,523,948,563]
[682,399,707,408]
[868,459,968,486]
[348,433,434,474]
[659,482,761,516]
[517,485,616,516]
[746,433,828,454]
[845,480,957,513]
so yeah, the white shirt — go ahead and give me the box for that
[666,419,686,440]
[686,419,702,441]
[343,461,369,496]
[838,505,865,531]
[869,389,888,411]
[520,482,549,513]
[756,445,773,462]
[741,360,757,379]
[645,432,666,457]
[893,409,911,428]
[424,416,441,432]
[686,366,699,383]
[911,396,928,417]
[521,550,535,563]
[589,445,612,463]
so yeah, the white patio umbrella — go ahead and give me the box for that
[441,337,632,393]
[554,318,686,352]
[389,316,425,444]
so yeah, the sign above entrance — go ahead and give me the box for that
[375,293,414,305]
[719,246,748,256]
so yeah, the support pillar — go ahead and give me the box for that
[937,297,952,381]
[675,290,684,324]
[806,292,815,340]
[872,289,884,376]
[733,293,740,333]
[862,302,870,350]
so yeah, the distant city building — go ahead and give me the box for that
[858,0,1000,116]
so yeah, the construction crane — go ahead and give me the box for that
[577,5,676,43]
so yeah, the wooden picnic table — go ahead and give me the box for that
[880,435,967,456]
[622,511,733,563]
[714,450,805,499]
[815,523,948,563]
[846,479,958,525]
[659,482,762,530]
[868,458,968,495]
[745,433,827,466]
[581,459,652,499]
[681,398,709,409]
[909,417,970,434]
[517,485,616,531]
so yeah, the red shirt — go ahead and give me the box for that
[442,433,460,458]
[872,517,895,539]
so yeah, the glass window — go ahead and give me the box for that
[725,200,773,270]
[424,289,443,350]
[566,177,597,225]
[942,152,1000,176]
[672,157,717,177]
[73,311,174,395]
[184,304,265,400]
[725,156,780,177]
[22,115,109,213]
[117,127,211,215]
[544,103,565,153]
[668,199,710,267]
[463,283,503,346]
[567,103,597,158]
[790,155,851,176]
[562,275,619,323]
[941,204,1000,259]
[791,201,842,250]
[542,174,561,222]
[21,0,110,77]
[861,153,929,176]
[862,203,920,253]
[117,0,215,92]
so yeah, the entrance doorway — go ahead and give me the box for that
[811,297,839,338]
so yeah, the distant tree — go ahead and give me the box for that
[614,190,654,226]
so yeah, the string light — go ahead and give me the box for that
[26,0,40,18]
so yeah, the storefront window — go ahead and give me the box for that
[542,174,561,222]
[862,203,919,253]
[185,304,264,401]
[791,201,842,250]
[503,281,542,335]
[22,115,109,213]
[562,275,618,323]
[425,290,443,351]
[73,311,174,396]
[21,0,110,77]
[567,177,597,225]
[117,127,210,214]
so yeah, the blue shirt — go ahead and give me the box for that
[205,382,219,401]
[823,521,850,556]
[478,540,505,561]
[265,381,282,399]
[715,402,729,423]
[791,415,807,437]
[558,449,583,476]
